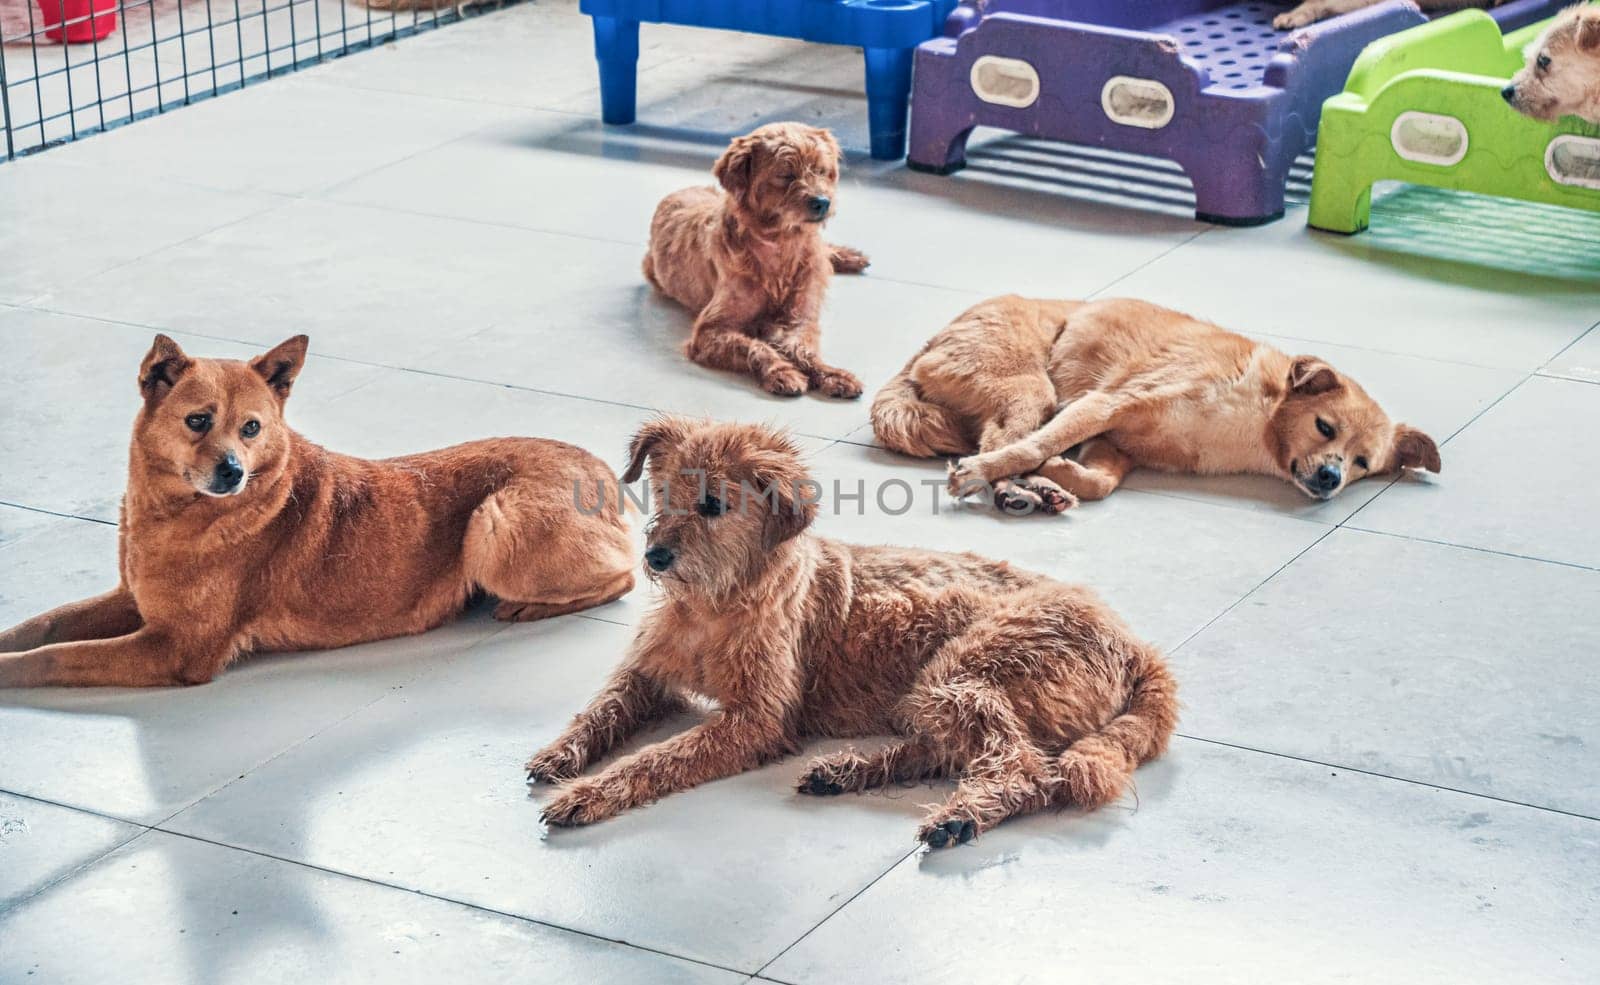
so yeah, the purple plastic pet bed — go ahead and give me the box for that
[906,0,1562,224]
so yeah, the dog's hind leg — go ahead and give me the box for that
[1051,646,1178,811]
[828,244,870,274]
[950,391,1120,494]
[903,678,1057,847]
[0,588,142,653]
[968,396,1076,515]
[1032,438,1136,503]
[464,483,636,623]
[796,736,949,795]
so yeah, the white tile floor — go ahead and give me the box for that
[2,2,1599,982]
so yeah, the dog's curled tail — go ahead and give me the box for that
[870,367,968,459]
[1055,647,1178,810]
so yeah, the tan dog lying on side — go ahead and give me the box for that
[643,122,870,399]
[526,417,1176,847]
[870,296,1440,514]
[0,335,635,688]
[1503,4,1600,124]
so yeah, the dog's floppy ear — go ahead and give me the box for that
[250,335,309,402]
[746,449,818,550]
[138,334,193,402]
[1288,356,1341,396]
[812,125,842,164]
[713,134,760,198]
[1578,9,1600,51]
[1391,423,1441,474]
[622,416,692,483]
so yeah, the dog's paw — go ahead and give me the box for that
[813,369,863,400]
[947,458,988,498]
[996,475,1077,516]
[796,758,850,796]
[917,816,977,850]
[761,365,808,397]
[1272,6,1315,29]
[525,744,584,784]
[829,246,871,275]
[541,780,623,828]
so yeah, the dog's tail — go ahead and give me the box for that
[870,365,968,459]
[1055,646,1178,810]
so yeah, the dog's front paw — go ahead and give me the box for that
[995,475,1077,516]
[947,458,989,498]
[829,245,871,275]
[525,744,585,784]
[916,815,977,850]
[1272,5,1316,29]
[541,779,624,828]
[761,365,808,397]
[813,369,863,400]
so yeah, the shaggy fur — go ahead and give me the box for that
[526,417,1177,847]
[1504,4,1600,124]
[1272,0,1501,30]
[643,122,871,399]
[872,296,1440,514]
[0,335,635,688]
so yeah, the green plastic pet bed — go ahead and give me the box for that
[1308,6,1600,234]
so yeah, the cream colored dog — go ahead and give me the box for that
[1503,4,1600,123]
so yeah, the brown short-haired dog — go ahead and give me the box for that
[0,335,635,688]
[643,122,870,399]
[872,296,1440,514]
[526,417,1177,847]
[1503,4,1600,124]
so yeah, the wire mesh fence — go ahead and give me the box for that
[1,0,515,161]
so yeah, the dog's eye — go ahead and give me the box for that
[1315,418,1336,440]
[185,413,211,433]
[1354,456,1369,471]
[241,420,261,439]
[697,495,725,518]
[1537,53,1551,71]
[777,171,797,183]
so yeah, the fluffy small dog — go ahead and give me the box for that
[0,335,635,688]
[1271,0,1502,31]
[872,296,1440,514]
[1503,4,1600,123]
[643,122,870,399]
[526,417,1177,847]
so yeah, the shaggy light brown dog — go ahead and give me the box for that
[643,122,870,399]
[0,335,635,688]
[526,417,1177,847]
[1504,4,1600,123]
[872,296,1440,514]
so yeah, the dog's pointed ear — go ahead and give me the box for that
[138,334,193,402]
[1288,356,1341,396]
[250,335,309,402]
[713,134,759,197]
[1391,423,1441,474]
[1578,9,1600,51]
[622,416,692,483]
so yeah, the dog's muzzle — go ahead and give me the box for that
[209,451,246,495]
[1302,463,1342,499]
[805,196,831,221]
[645,545,676,572]
[1501,83,1518,105]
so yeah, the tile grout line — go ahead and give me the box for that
[1169,524,1338,657]
[0,501,118,527]
[0,826,158,917]
[1084,225,1212,300]
[136,824,757,979]
[1171,734,1600,824]
[750,846,920,980]
[1339,523,1598,572]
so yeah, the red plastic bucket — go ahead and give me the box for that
[35,0,118,43]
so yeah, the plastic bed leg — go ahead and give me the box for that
[593,15,640,126]
[864,46,915,161]
[1184,148,1290,227]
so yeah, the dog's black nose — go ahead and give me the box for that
[806,195,831,219]
[645,545,676,572]
[1501,83,1517,104]
[1313,463,1342,494]
[210,452,245,494]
